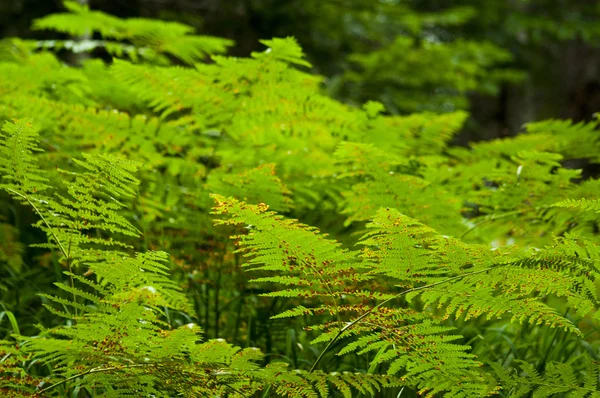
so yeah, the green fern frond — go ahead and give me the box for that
[553,198,600,213]
[252,37,312,68]
[263,366,403,398]
[211,195,365,304]
[524,117,600,161]
[0,119,50,197]
[213,198,499,396]
[360,208,595,335]
[334,142,464,233]
[491,355,600,397]
[110,60,226,120]
[207,164,293,212]
[0,49,91,104]
[23,153,144,259]
[371,110,469,156]
[360,208,519,284]
[32,1,232,65]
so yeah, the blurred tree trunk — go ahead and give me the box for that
[563,40,600,122]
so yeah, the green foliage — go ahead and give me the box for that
[1,4,600,397]
[0,119,366,398]
[212,195,600,396]
[32,1,232,65]
[213,197,496,397]
[491,355,600,397]
[293,0,600,116]
[344,37,522,113]
[0,119,50,196]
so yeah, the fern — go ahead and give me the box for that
[553,198,600,214]
[211,194,365,301]
[361,208,599,332]
[213,195,600,396]
[0,119,50,197]
[2,6,600,396]
[334,141,464,234]
[32,1,232,65]
[213,196,499,396]
[207,164,294,213]
[491,355,600,397]
[0,121,263,396]
[0,119,402,397]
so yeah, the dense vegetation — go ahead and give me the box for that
[4,0,600,141]
[1,2,600,397]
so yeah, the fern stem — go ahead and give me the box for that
[459,206,551,239]
[459,210,524,239]
[37,363,246,396]
[37,364,151,394]
[261,384,272,398]
[6,188,69,259]
[308,266,496,372]
[66,238,77,317]
[214,253,224,338]
[7,188,78,316]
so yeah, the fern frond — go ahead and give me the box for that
[553,198,600,213]
[23,153,143,260]
[334,142,464,234]
[491,355,600,397]
[524,117,600,161]
[360,208,598,336]
[32,1,232,65]
[0,119,50,197]
[263,366,402,398]
[213,198,498,396]
[207,164,293,212]
[368,110,469,156]
[313,309,495,397]
[252,37,312,68]
[211,195,365,304]
[360,208,520,284]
